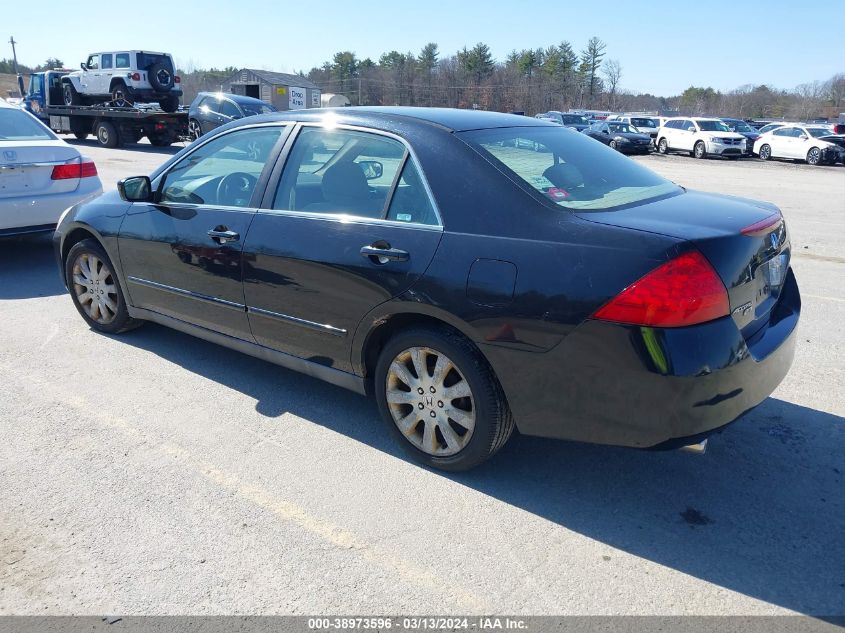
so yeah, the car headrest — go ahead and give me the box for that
[543,163,584,189]
[322,162,370,204]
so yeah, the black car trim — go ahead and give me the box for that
[126,276,245,311]
[0,223,57,237]
[247,306,347,336]
[127,306,366,394]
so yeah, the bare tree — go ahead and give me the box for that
[602,59,622,110]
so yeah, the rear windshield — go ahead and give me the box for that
[136,53,172,71]
[0,109,56,141]
[631,118,656,128]
[240,102,277,116]
[561,114,587,125]
[459,126,680,211]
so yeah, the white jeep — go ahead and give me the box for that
[61,51,182,112]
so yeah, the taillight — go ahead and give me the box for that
[593,251,729,328]
[131,72,141,81]
[741,212,782,236]
[174,75,181,84]
[51,161,98,180]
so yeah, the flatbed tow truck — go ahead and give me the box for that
[23,70,189,148]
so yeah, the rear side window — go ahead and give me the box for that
[115,53,130,68]
[101,54,113,69]
[773,127,792,137]
[459,126,680,211]
[386,159,438,225]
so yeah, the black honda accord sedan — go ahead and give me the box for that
[54,107,800,470]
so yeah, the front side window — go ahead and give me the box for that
[160,126,283,207]
[101,54,113,70]
[608,123,634,134]
[86,55,99,70]
[273,127,408,219]
[27,74,43,97]
[115,53,130,68]
[240,102,276,116]
[460,126,680,211]
[220,100,241,119]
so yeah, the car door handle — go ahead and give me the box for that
[360,245,409,263]
[208,228,240,243]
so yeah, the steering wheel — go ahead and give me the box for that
[216,172,257,207]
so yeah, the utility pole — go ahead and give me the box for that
[358,76,362,106]
[9,35,24,97]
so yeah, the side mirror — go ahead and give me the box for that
[118,176,153,202]
[687,127,696,132]
[358,160,383,180]
[799,134,808,140]
[80,62,87,71]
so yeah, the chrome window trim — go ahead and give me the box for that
[126,276,245,311]
[253,207,442,232]
[247,306,347,337]
[267,121,444,228]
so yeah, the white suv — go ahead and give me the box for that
[62,51,182,112]
[656,117,746,159]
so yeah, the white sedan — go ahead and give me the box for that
[753,124,844,166]
[1,99,102,236]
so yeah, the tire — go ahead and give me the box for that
[65,239,142,335]
[609,140,618,150]
[188,119,202,141]
[73,132,88,140]
[148,134,173,147]
[657,138,669,154]
[759,144,772,161]
[374,325,514,471]
[694,141,706,159]
[110,81,133,107]
[63,82,81,106]
[158,95,179,113]
[148,63,174,92]
[96,121,121,148]
[70,119,89,140]
[806,147,822,166]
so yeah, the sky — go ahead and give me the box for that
[4,0,842,96]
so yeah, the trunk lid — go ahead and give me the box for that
[0,141,81,198]
[577,189,791,338]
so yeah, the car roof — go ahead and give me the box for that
[197,92,267,105]
[252,107,552,132]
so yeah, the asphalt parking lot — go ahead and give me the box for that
[1,138,843,616]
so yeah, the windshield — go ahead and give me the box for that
[725,120,756,133]
[240,102,277,116]
[459,126,680,211]
[561,114,587,125]
[608,123,635,134]
[806,127,831,138]
[697,120,731,132]
[631,118,656,128]
[0,109,56,141]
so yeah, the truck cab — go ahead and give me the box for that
[23,70,69,121]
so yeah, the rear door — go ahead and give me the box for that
[242,124,443,371]
[118,124,290,339]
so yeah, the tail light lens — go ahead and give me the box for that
[174,75,181,84]
[741,212,783,236]
[51,160,98,180]
[131,72,141,81]
[593,251,729,327]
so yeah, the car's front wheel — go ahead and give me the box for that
[806,147,822,166]
[694,141,707,159]
[65,239,142,334]
[375,326,514,471]
[63,83,81,106]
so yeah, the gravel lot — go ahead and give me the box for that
[1,137,843,616]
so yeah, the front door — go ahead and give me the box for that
[118,124,289,339]
[242,125,443,372]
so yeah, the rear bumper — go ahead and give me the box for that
[0,181,102,231]
[484,269,800,448]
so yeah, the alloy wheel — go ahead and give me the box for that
[760,145,771,160]
[385,346,475,457]
[807,148,821,166]
[189,120,202,141]
[72,252,119,324]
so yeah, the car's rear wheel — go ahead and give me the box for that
[70,119,89,141]
[657,138,669,154]
[188,119,202,141]
[65,239,142,334]
[806,147,822,166]
[759,144,772,161]
[694,141,707,159]
[110,81,133,107]
[63,83,81,106]
[374,326,514,471]
[96,121,121,148]
[158,96,179,113]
